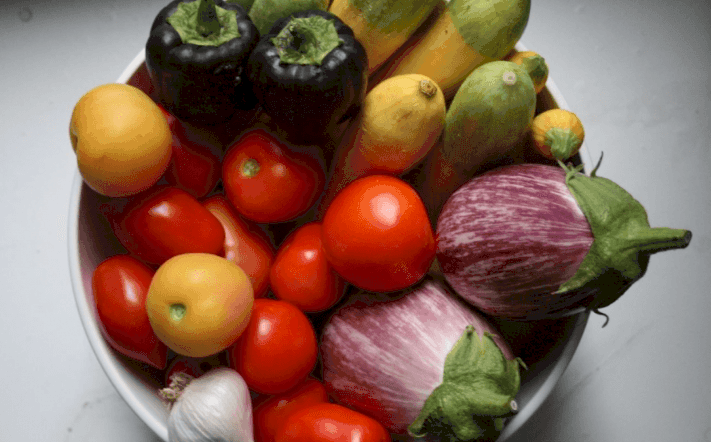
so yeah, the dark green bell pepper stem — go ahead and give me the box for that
[246,9,368,144]
[145,0,259,125]
[271,16,341,65]
[197,0,222,37]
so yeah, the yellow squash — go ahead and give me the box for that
[318,73,446,216]
[530,108,585,160]
[329,0,440,74]
[508,50,549,94]
[369,0,531,98]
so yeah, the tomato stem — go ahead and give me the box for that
[170,303,187,322]
[241,158,261,178]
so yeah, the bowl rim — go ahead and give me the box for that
[68,47,170,441]
[68,44,590,442]
[495,41,592,439]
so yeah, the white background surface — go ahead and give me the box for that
[1,0,710,441]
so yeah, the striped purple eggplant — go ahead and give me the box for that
[320,276,523,441]
[435,161,692,320]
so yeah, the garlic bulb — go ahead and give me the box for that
[162,367,255,442]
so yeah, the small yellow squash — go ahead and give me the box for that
[508,50,549,94]
[531,109,585,160]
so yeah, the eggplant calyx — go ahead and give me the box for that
[408,326,523,441]
[271,16,342,66]
[168,0,241,46]
[555,156,693,308]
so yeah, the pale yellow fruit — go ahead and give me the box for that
[69,83,172,197]
[146,253,254,358]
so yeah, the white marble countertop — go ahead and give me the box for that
[1,0,709,441]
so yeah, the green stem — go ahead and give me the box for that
[520,54,548,87]
[271,16,341,65]
[241,158,260,178]
[546,127,581,160]
[170,303,187,322]
[167,0,240,46]
[197,0,222,37]
[621,227,692,255]
[556,156,693,300]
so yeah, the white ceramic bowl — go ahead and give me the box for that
[69,45,591,442]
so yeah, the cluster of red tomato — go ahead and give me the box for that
[91,98,439,440]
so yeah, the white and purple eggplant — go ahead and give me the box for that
[435,158,692,320]
[320,276,524,441]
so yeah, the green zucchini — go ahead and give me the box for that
[422,60,536,218]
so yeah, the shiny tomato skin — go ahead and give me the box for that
[228,299,318,395]
[92,255,168,369]
[321,175,436,293]
[274,403,392,442]
[270,222,347,312]
[108,186,225,265]
[159,104,221,198]
[164,134,221,199]
[158,103,177,128]
[203,194,275,298]
[222,129,325,223]
[253,378,329,442]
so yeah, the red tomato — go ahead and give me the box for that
[165,136,221,199]
[253,378,329,442]
[228,299,318,395]
[127,63,154,97]
[105,186,225,265]
[163,353,226,387]
[158,104,177,128]
[222,129,325,223]
[274,403,391,442]
[321,175,436,292]
[270,222,346,312]
[158,104,222,198]
[203,195,275,298]
[92,255,168,369]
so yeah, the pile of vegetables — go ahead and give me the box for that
[70,0,693,441]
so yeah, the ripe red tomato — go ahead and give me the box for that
[222,129,325,223]
[321,175,436,292]
[158,104,222,198]
[105,186,225,265]
[270,222,346,312]
[158,103,177,128]
[165,135,221,199]
[274,403,391,442]
[228,299,318,395]
[203,194,275,298]
[92,255,168,369]
[253,378,329,442]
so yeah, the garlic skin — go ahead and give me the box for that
[167,367,255,442]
